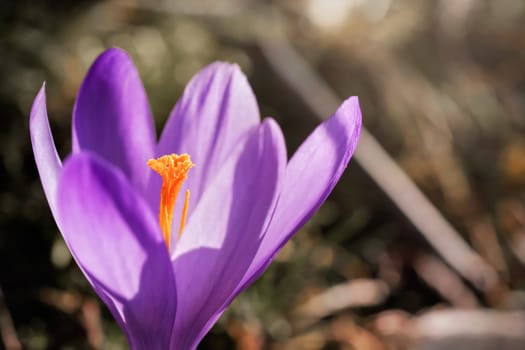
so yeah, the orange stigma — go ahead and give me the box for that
[147,153,194,251]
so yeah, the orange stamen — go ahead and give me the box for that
[179,190,190,239]
[147,154,194,251]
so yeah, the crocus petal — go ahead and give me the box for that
[29,84,62,220]
[239,97,362,291]
[72,48,155,193]
[149,62,260,215]
[170,118,286,350]
[56,152,176,349]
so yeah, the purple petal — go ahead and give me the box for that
[148,62,260,215]
[170,119,286,350]
[72,48,155,193]
[29,84,62,220]
[56,152,176,349]
[239,97,362,291]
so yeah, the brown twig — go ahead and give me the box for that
[0,286,21,350]
[39,288,105,349]
[409,309,525,349]
[81,299,104,350]
[412,251,479,308]
[371,308,525,349]
[293,279,390,329]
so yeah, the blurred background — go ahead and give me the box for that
[1,0,525,349]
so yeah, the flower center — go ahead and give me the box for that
[147,153,194,251]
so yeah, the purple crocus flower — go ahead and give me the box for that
[29,48,361,349]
